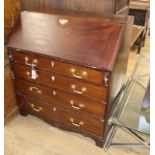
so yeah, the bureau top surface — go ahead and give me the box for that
[8,11,124,71]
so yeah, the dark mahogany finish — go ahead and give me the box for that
[18,94,105,137]
[8,11,129,147]
[12,50,108,85]
[8,11,124,71]
[15,78,107,118]
[12,64,108,100]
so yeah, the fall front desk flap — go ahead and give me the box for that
[8,11,124,71]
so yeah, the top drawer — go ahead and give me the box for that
[10,50,110,86]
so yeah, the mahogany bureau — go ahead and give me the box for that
[8,11,126,147]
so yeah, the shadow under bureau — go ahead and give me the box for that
[8,11,127,147]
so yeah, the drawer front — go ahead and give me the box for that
[67,79,107,100]
[116,0,129,12]
[15,78,106,118]
[18,94,104,136]
[12,50,108,85]
[12,63,107,101]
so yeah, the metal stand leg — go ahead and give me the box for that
[104,125,118,151]
[120,126,150,149]
[105,124,150,150]
[104,54,150,150]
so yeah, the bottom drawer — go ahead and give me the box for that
[17,94,104,137]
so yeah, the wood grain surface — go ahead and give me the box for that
[12,50,108,85]
[8,11,124,71]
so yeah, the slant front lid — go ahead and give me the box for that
[8,11,124,71]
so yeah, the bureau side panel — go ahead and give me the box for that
[109,16,134,106]
[103,16,134,140]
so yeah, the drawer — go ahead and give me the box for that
[17,94,104,136]
[13,63,107,101]
[15,78,106,118]
[67,79,107,100]
[12,50,109,86]
[116,0,129,12]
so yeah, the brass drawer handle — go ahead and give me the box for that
[71,84,87,94]
[53,107,57,112]
[70,100,85,110]
[29,87,42,94]
[25,57,38,67]
[70,118,84,127]
[30,104,43,112]
[104,73,109,87]
[70,68,88,79]
[52,91,56,96]
[26,71,38,79]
